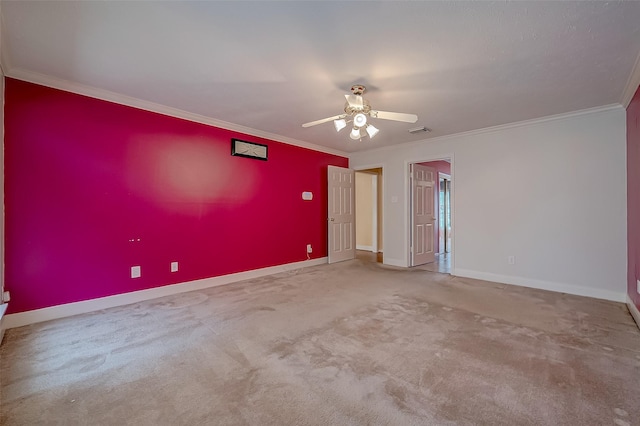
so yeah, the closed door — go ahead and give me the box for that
[411,164,436,266]
[328,165,355,264]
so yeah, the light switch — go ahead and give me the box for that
[131,266,141,279]
[171,262,179,272]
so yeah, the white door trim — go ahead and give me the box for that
[438,172,452,254]
[371,173,378,253]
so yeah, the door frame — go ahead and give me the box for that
[355,171,379,253]
[405,155,455,272]
[354,164,384,255]
[371,174,378,253]
[438,172,451,254]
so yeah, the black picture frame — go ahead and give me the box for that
[231,139,268,161]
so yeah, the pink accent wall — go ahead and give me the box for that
[4,78,348,314]
[419,160,451,254]
[628,85,640,310]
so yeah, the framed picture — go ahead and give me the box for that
[231,139,268,161]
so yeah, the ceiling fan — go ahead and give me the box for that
[302,85,418,140]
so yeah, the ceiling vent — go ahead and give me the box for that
[408,126,431,134]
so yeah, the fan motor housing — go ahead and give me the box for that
[344,100,371,115]
[350,84,366,96]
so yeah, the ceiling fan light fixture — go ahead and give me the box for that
[353,113,367,127]
[334,119,347,132]
[366,124,379,138]
[301,85,418,143]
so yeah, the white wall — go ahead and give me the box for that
[351,106,627,301]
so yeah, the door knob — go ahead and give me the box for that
[330,218,335,221]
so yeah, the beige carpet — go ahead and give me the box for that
[1,258,639,425]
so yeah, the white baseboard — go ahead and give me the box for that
[0,303,8,345]
[356,245,373,252]
[383,257,407,268]
[454,269,626,303]
[627,295,640,331]
[4,257,328,329]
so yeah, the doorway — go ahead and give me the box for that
[438,173,452,254]
[409,158,452,273]
[355,168,383,263]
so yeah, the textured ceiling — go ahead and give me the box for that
[2,1,640,153]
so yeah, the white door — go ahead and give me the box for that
[328,165,355,264]
[411,164,436,266]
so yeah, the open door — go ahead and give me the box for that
[411,163,436,266]
[328,165,355,263]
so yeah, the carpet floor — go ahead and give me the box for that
[1,258,639,425]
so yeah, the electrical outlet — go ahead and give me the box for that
[2,291,10,302]
[171,262,179,272]
[307,244,313,254]
[131,266,141,278]
[637,279,640,294]
[507,256,516,265]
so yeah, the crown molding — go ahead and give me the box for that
[621,50,640,108]
[355,103,624,157]
[6,68,349,158]
[6,66,629,159]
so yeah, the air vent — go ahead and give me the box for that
[408,126,431,134]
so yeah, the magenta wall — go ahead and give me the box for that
[4,78,348,314]
[418,160,451,177]
[628,85,640,310]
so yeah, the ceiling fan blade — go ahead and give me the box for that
[345,94,363,109]
[302,114,347,128]
[370,110,418,123]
